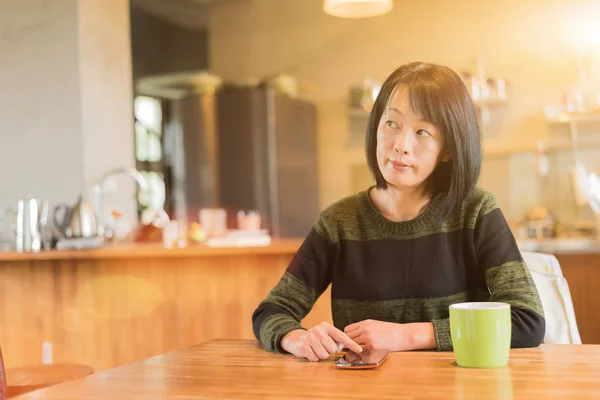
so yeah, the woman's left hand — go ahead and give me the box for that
[344,320,436,352]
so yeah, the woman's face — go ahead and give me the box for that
[376,86,448,191]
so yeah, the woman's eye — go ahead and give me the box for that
[385,120,398,129]
[416,129,431,136]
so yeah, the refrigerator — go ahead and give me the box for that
[167,83,320,239]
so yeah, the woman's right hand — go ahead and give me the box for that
[280,322,363,362]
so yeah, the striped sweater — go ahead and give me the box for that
[252,187,545,352]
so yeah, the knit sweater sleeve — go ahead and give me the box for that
[432,191,546,351]
[251,216,336,353]
[474,192,546,348]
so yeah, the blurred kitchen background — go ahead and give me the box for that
[4,0,600,378]
[2,0,600,245]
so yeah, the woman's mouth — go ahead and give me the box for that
[389,160,411,171]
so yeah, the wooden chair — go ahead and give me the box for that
[6,363,94,397]
[0,346,93,398]
[0,347,7,400]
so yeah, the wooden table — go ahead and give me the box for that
[14,339,600,399]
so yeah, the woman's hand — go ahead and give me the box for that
[344,320,436,351]
[281,322,363,362]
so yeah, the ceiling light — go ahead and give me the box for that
[323,0,393,18]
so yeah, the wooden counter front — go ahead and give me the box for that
[0,240,334,373]
[554,253,600,345]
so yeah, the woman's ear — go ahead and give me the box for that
[440,152,451,163]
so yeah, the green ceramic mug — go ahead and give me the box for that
[449,302,511,368]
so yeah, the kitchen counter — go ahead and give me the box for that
[4,237,599,262]
[0,239,303,262]
[517,238,600,255]
[0,238,333,373]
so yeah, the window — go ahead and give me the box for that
[134,96,167,212]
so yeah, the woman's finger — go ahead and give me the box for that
[327,326,363,354]
[346,328,362,340]
[352,333,369,346]
[300,344,319,362]
[310,340,331,360]
[320,334,339,354]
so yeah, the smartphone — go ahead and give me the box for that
[334,349,390,370]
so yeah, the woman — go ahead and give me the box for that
[252,62,545,361]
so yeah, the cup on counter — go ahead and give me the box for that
[199,208,227,238]
[237,210,261,231]
[449,302,511,368]
[162,220,187,249]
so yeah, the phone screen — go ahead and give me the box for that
[334,349,390,369]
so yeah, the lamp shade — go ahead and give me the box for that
[323,0,393,18]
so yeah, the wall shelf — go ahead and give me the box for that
[544,106,600,124]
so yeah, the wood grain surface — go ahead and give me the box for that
[15,339,600,399]
[0,240,303,261]
[555,253,600,344]
[0,246,332,373]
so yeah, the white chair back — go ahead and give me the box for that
[521,251,582,344]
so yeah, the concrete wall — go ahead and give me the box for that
[0,0,83,208]
[0,0,136,233]
[78,0,136,225]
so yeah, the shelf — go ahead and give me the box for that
[472,95,508,108]
[544,106,600,124]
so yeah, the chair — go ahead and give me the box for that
[521,251,582,344]
[6,363,94,397]
[0,346,92,398]
[0,347,6,400]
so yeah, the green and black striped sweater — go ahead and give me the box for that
[252,187,545,352]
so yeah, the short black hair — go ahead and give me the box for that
[365,61,482,221]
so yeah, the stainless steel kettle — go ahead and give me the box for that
[16,197,49,253]
[53,196,98,238]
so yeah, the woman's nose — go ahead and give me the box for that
[393,131,413,155]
